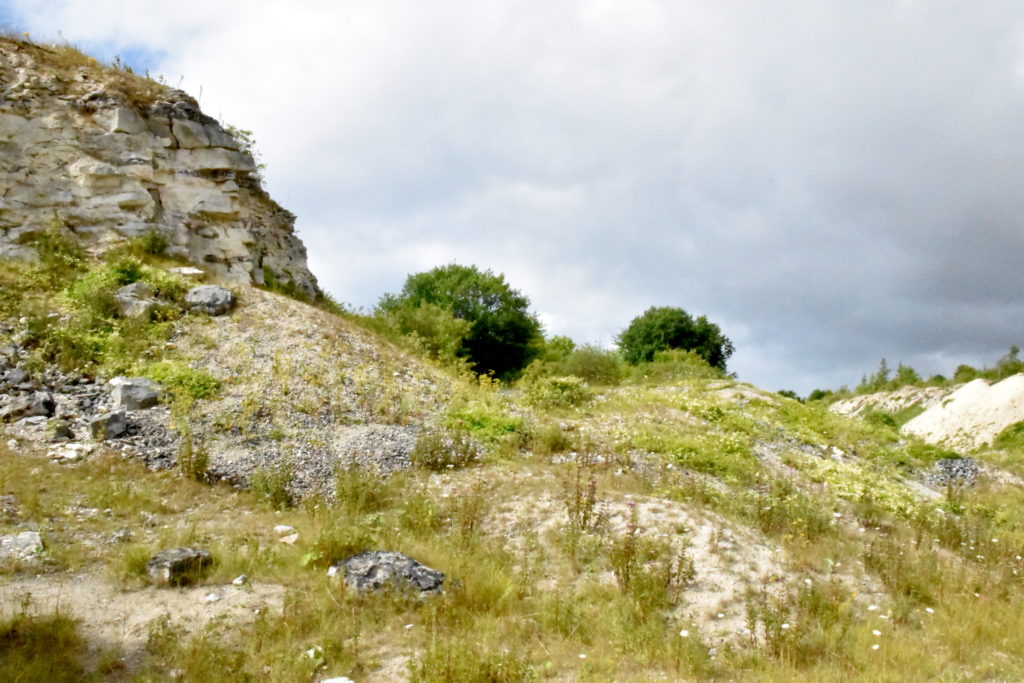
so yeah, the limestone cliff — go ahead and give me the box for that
[0,38,318,298]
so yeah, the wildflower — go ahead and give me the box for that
[804,578,813,586]
[781,623,790,630]
[833,512,842,518]
[867,605,879,611]
[579,653,587,660]
[872,629,881,636]
[925,607,935,614]
[679,629,690,638]
[871,644,880,651]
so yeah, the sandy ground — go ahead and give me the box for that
[0,571,285,667]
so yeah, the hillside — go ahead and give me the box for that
[4,37,1024,682]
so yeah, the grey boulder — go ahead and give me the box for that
[114,282,158,318]
[146,547,213,586]
[109,376,161,410]
[90,411,127,440]
[338,551,444,594]
[1,392,55,422]
[185,285,235,316]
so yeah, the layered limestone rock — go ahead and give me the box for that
[0,38,318,298]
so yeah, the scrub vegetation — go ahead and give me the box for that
[3,240,1024,681]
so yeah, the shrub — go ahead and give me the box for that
[144,361,221,401]
[561,344,623,385]
[629,349,724,383]
[523,375,592,409]
[617,306,733,370]
[380,300,471,365]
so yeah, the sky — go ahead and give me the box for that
[5,1,1024,393]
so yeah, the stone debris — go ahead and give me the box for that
[186,285,236,316]
[927,458,980,489]
[48,442,95,462]
[337,551,445,594]
[0,391,54,422]
[146,547,213,586]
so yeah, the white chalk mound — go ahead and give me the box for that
[902,374,1024,452]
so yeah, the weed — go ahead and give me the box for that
[410,425,481,471]
[251,463,294,509]
[0,609,90,682]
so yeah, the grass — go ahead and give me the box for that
[4,244,1024,678]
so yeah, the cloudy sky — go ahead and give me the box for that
[5,1,1023,393]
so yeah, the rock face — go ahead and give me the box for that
[338,551,445,594]
[0,38,318,298]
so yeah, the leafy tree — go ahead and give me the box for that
[379,263,542,378]
[616,306,734,371]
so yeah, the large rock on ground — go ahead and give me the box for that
[110,376,160,410]
[338,551,444,594]
[186,285,235,316]
[90,410,127,440]
[0,392,54,422]
[146,547,213,586]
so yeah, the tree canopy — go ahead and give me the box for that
[379,263,542,379]
[616,306,734,371]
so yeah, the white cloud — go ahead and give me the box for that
[10,1,1024,392]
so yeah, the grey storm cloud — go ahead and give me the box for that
[9,0,1024,392]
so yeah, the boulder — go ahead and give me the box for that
[0,531,43,562]
[146,547,213,586]
[337,551,444,594]
[1,392,55,422]
[90,410,127,440]
[109,376,161,410]
[186,285,235,316]
[113,282,157,318]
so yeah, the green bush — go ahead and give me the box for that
[561,345,623,385]
[144,361,221,401]
[628,349,724,383]
[380,300,471,365]
[523,375,593,409]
